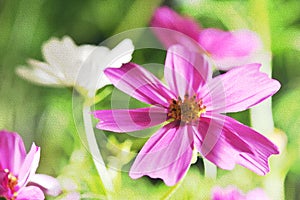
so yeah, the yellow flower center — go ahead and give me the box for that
[3,169,18,199]
[168,94,206,123]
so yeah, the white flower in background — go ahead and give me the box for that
[16,36,134,97]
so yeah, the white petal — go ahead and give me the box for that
[107,38,134,68]
[76,39,134,96]
[96,74,112,89]
[27,59,62,77]
[16,36,134,96]
[16,66,63,86]
[75,46,111,95]
[41,36,79,84]
[29,174,62,197]
[94,39,134,90]
[77,44,104,62]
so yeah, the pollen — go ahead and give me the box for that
[168,94,206,123]
[3,169,18,195]
[7,173,18,190]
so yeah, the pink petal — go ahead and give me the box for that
[193,114,254,170]
[18,143,40,188]
[151,6,202,51]
[164,45,212,98]
[194,113,279,175]
[198,28,263,68]
[16,186,44,200]
[212,186,245,200]
[0,170,8,195]
[223,116,279,175]
[63,192,81,200]
[200,63,280,113]
[0,130,26,175]
[129,122,193,186]
[29,174,61,197]
[246,188,270,200]
[93,106,168,132]
[104,62,175,107]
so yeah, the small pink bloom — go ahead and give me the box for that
[151,6,263,70]
[0,130,61,200]
[212,186,270,200]
[94,45,280,186]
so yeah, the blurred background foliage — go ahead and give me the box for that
[0,0,300,199]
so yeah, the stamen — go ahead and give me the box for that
[12,192,18,200]
[2,169,18,196]
[168,94,206,123]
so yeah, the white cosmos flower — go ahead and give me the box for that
[16,36,134,97]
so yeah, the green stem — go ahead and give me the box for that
[84,86,112,106]
[203,159,217,179]
[248,1,285,199]
[161,179,184,200]
[82,104,113,195]
[248,0,275,135]
[249,53,274,135]
[264,173,285,200]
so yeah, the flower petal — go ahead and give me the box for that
[165,45,212,98]
[151,6,202,52]
[193,114,254,170]
[194,113,279,175]
[246,188,270,200]
[63,192,81,200]
[0,170,8,195]
[198,28,263,69]
[76,39,134,97]
[17,186,44,200]
[212,186,245,200]
[75,45,110,95]
[129,122,193,186]
[104,62,175,107]
[93,106,168,133]
[16,64,63,87]
[223,116,279,175]
[18,143,40,188]
[42,36,79,81]
[29,174,61,197]
[201,63,280,113]
[105,38,134,68]
[0,130,26,175]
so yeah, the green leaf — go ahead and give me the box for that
[113,0,163,34]
[273,82,300,177]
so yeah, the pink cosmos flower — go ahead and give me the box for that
[93,45,280,186]
[151,6,263,70]
[0,130,61,200]
[212,186,270,200]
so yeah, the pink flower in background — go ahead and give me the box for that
[151,6,263,70]
[93,45,280,186]
[212,186,270,200]
[0,130,61,200]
